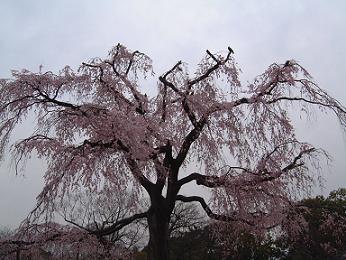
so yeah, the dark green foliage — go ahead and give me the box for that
[168,225,281,260]
[281,188,346,259]
[224,232,281,260]
[168,226,223,260]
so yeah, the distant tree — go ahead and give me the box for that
[168,222,282,260]
[280,188,346,259]
[1,44,346,259]
[0,227,13,240]
[168,201,206,238]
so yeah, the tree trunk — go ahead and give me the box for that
[147,207,170,260]
[16,248,20,260]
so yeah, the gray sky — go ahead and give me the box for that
[1,0,346,228]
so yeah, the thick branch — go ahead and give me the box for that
[160,48,236,159]
[174,114,209,169]
[176,195,254,225]
[84,56,149,115]
[187,47,233,88]
[125,156,154,192]
[161,85,167,122]
[91,211,149,237]
[153,157,167,190]
[180,47,235,128]
[177,172,226,188]
[181,96,198,127]
[282,147,315,172]
[31,85,82,111]
[158,61,183,95]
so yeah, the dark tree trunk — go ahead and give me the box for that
[147,210,170,260]
[146,190,172,260]
[16,248,20,260]
[146,164,178,259]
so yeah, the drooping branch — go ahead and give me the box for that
[159,48,237,160]
[62,209,148,238]
[177,143,318,189]
[83,47,151,115]
[19,80,83,112]
[269,96,335,108]
[0,222,121,258]
[268,96,346,116]
[82,62,138,110]
[0,233,61,252]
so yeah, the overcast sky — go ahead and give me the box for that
[1,0,346,228]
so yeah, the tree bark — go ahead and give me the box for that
[147,213,169,260]
[147,200,170,260]
[16,248,20,260]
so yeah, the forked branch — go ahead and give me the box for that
[187,47,234,88]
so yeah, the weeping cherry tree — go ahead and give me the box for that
[0,44,345,259]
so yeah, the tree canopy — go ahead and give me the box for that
[1,44,346,259]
